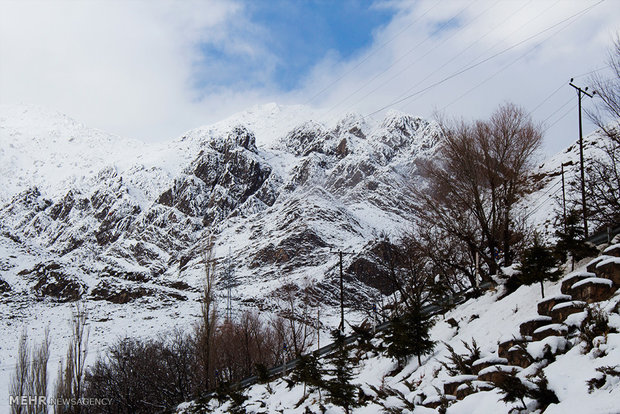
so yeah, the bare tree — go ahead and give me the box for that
[584,34,620,228]
[54,304,89,414]
[375,236,432,315]
[587,35,620,143]
[271,280,316,358]
[10,330,30,414]
[10,328,52,414]
[195,232,218,391]
[414,103,542,281]
[31,327,51,414]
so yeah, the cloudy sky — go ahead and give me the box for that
[0,0,618,155]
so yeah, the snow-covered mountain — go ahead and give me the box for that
[0,102,439,305]
[0,102,612,411]
[0,103,442,404]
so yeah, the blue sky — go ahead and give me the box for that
[1,0,619,156]
[196,1,395,92]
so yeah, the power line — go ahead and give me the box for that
[546,102,578,130]
[541,96,575,125]
[304,1,442,105]
[529,83,566,115]
[365,0,605,118]
[388,0,535,108]
[442,0,601,113]
[326,0,494,120]
[524,65,608,120]
[449,0,562,79]
[321,2,475,120]
[523,180,563,220]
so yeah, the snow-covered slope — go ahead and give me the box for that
[519,130,611,235]
[178,250,620,414]
[0,102,613,412]
[0,103,441,408]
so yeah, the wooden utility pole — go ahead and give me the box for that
[332,250,354,332]
[569,79,595,237]
[561,162,568,231]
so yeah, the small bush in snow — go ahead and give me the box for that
[579,305,616,354]
[493,369,558,412]
[440,339,481,376]
[587,365,620,393]
[514,235,560,298]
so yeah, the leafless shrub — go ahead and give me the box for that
[414,103,542,281]
[10,330,30,414]
[54,303,89,414]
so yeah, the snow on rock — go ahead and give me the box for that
[478,364,523,376]
[532,323,568,335]
[602,243,620,254]
[472,356,508,367]
[596,256,620,268]
[551,300,587,311]
[526,336,570,360]
[571,277,613,289]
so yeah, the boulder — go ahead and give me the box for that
[498,337,528,359]
[443,375,477,396]
[532,323,568,341]
[421,394,456,409]
[537,294,572,316]
[595,257,620,286]
[506,346,533,368]
[472,356,508,374]
[603,243,620,258]
[570,277,616,303]
[586,256,612,273]
[561,271,595,294]
[520,316,552,336]
[478,365,522,383]
[455,381,494,400]
[550,300,587,323]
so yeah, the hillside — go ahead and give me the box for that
[177,244,620,414]
[0,103,439,407]
[0,103,615,412]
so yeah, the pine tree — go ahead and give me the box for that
[554,210,597,269]
[291,353,323,397]
[325,330,357,414]
[385,306,436,368]
[517,236,560,298]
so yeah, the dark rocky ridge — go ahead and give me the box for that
[0,111,440,306]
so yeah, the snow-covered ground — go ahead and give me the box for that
[1,102,616,413]
[181,253,620,414]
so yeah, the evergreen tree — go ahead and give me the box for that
[325,330,357,414]
[554,209,597,269]
[385,306,436,368]
[517,235,560,298]
[291,353,323,397]
[494,371,528,410]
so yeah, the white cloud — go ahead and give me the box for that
[296,0,620,155]
[1,0,618,156]
[0,0,262,141]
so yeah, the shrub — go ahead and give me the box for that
[580,305,617,354]
[515,236,560,298]
[440,339,481,376]
[587,365,620,392]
